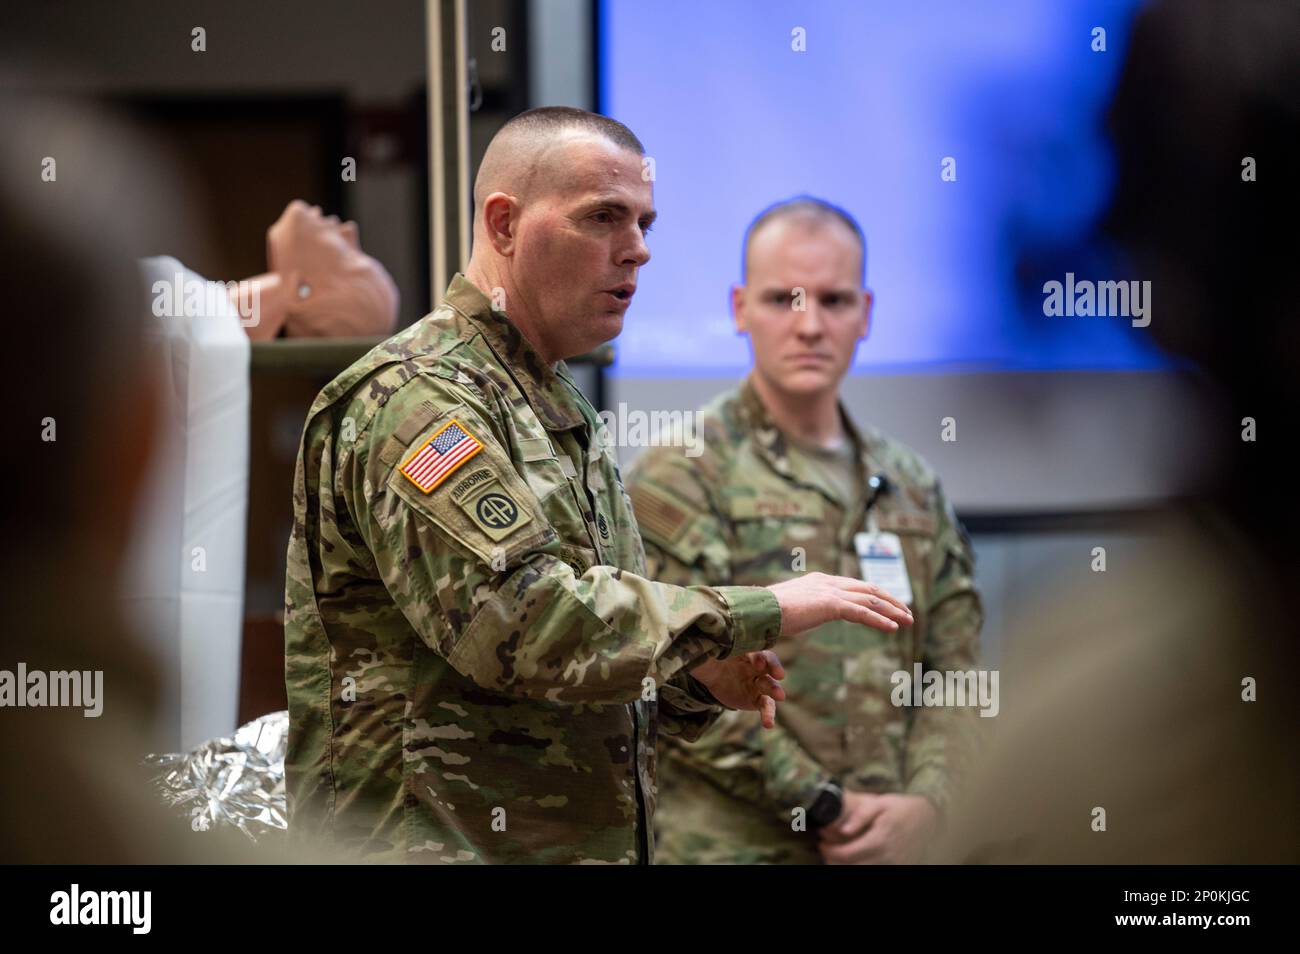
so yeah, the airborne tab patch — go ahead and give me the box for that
[399,419,483,493]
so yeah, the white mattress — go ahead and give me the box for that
[123,256,250,751]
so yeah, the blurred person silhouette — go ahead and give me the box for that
[0,93,266,863]
[935,0,1299,863]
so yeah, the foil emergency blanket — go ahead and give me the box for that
[145,710,288,842]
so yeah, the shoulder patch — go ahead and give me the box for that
[448,467,535,541]
[629,482,692,545]
[398,418,483,493]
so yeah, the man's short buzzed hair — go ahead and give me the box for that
[472,106,645,215]
[499,106,644,155]
[741,195,867,283]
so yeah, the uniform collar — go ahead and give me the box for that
[737,374,873,498]
[442,273,586,431]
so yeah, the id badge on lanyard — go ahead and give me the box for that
[854,512,914,606]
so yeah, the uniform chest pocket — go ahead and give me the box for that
[725,491,832,586]
[516,452,598,552]
[871,509,938,627]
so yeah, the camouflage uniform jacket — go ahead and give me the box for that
[284,276,782,864]
[628,379,982,863]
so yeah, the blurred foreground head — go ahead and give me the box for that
[936,0,1300,864]
[0,93,255,861]
[3,95,175,568]
[1105,0,1300,567]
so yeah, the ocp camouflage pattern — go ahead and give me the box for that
[628,379,983,864]
[284,276,782,864]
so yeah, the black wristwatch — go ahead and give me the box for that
[806,779,845,829]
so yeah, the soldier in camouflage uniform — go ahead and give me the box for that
[283,112,913,864]
[629,197,983,864]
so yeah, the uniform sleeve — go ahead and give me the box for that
[630,445,833,795]
[902,480,985,817]
[685,713,835,821]
[341,370,781,707]
[627,442,742,739]
[656,707,835,821]
[654,671,722,742]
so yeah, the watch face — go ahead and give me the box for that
[810,787,843,827]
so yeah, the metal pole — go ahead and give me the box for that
[426,0,470,306]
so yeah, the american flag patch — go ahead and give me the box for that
[399,419,483,493]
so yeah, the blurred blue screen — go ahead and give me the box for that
[599,0,1165,375]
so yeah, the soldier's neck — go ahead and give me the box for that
[464,260,561,365]
[751,373,844,449]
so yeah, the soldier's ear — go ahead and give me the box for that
[858,288,873,341]
[480,192,520,256]
[732,284,748,334]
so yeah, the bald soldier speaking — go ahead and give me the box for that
[283,107,913,864]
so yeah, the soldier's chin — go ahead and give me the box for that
[591,309,625,342]
[562,311,623,358]
[778,367,837,394]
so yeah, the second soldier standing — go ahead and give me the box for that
[630,198,983,864]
